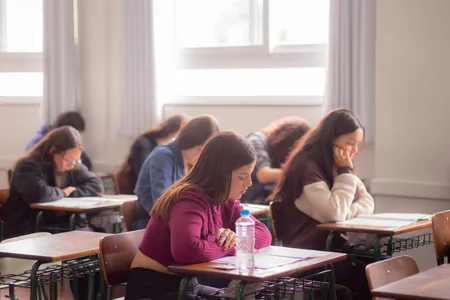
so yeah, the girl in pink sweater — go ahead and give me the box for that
[126,131,272,300]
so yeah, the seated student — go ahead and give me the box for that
[268,108,374,298]
[241,116,311,204]
[133,115,219,229]
[117,114,190,194]
[4,126,104,239]
[25,111,93,170]
[126,132,272,300]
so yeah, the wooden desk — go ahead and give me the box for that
[317,220,432,261]
[30,194,137,213]
[169,247,346,300]
[0,231,109,300]
[371,264,450,300]
[317,220,431,236]
[242,203,270,217]
[0,231,109,262]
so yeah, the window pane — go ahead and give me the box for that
[271,0,329,46]
[175,0,262,48]
[0,72,43,96]
[1,0,43,52]
[177,68,325,96]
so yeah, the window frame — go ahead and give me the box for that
[173,0,329,106]
[0,0,43,104]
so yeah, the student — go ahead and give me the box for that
[133,115,219,229]
[4,126,104,239]
[25,111,93,170]
[117,114,190,194]
[268,109,374,297]
[126,132,272,300]
[241,116,311,204]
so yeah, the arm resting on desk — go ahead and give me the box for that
[348,178,375,218]
[13,160,65,203]
[169,198,234,265]
[69,164,104,197]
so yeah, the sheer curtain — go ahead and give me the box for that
[42,0,79,124]
[325,0,376,142]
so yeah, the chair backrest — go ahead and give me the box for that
[365,255,419,300]
[0,189,9,218]
[99,173,120,195]
[432,210,450,265]
[269,201,284,240]
[7,169,12,185]
[121,201,139,231]
[99,230,145,286]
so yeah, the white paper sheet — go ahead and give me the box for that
[359,213,431,222]
[212,254,300,269]
[36,197,123,208]
[337,217,412,228]
[258,246,328,259]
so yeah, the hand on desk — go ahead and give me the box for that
[216,228,236,250]
[63,186,76,196]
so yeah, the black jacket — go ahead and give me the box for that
[3,156,104,239]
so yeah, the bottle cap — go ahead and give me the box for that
[240,209,250,216]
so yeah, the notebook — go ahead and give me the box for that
[338,213,431,228]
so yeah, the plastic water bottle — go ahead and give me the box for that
[236,209,255,273]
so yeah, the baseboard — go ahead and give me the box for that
[370,178,450,201]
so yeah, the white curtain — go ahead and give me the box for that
[42,0,79,124]
[325,0,376,142]
[120,0,158,136]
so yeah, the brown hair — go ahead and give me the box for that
[151,131,256,219]
[269,109,364,203]
[140,114,190,142]
[15,126,82,168]
[264,116,311,168]
[175,115,219,150]
[52,111,86,132]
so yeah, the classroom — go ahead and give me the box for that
[0,0,449,299]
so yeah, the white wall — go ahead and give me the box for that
[372,0,450,271]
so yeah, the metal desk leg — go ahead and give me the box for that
[69,213,77,230]
[325,231,335,251]
[373,235,382,261]
[35,211,44,232]
[328,265,337,300]
[386,236,394,257]
[30,261,43,300]
[235,281,247,300]
[50,273,57,300]
[8,283,16,300]
[177,276,189,300]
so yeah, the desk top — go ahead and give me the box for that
[317,219,431,236]
[168,249,346,282]
[242,204,270,217]
[371,264,450,300]
[0,231,110,262]
[30,194,137,213]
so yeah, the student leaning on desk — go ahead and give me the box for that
[3,126,104,239]
[268,108,375,299]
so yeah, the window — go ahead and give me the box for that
[0,0,43,104]
[172,0,330,105]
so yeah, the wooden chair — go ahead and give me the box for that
[98,173,120,195]
[121,201,139,231]
[365,255,419,300]
[7,169,12,186]
[432,210,450,265]
[269,201,283,241]
[0,189,9,241]
[99,230,145,299]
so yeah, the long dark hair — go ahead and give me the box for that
[15,126,82,168]
[52,111,86,132]
[151,131,256,219]
[139,114,190,143]
[269,109,363,203]
[264,117,311,168]
[175,115,220,150]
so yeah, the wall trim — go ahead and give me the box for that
[370,178,450,201]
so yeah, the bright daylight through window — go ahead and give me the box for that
[0,0,43,102]
[173,0,330,104]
